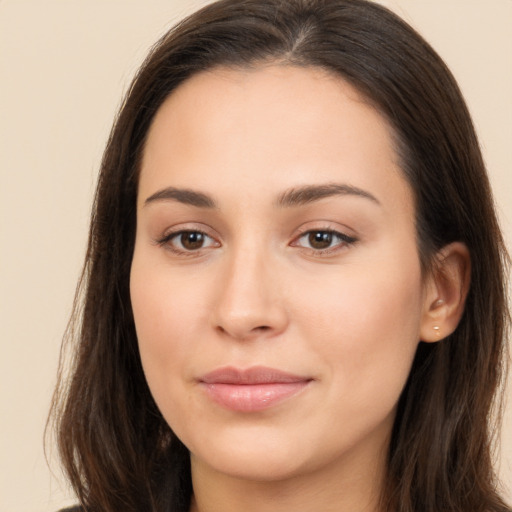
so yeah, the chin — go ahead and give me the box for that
[194,451,309,482]
[185,407,396,485]
[188,426,315,482]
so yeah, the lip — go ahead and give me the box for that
[199,366,312,412]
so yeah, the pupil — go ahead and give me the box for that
[309,231,332,249]
[181,232,204,250]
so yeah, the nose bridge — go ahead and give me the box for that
[212,237,286,339]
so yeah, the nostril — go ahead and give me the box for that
[214,323,272,340]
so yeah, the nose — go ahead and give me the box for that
[211,247,288,341]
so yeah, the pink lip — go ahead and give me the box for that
[199,366,312,412]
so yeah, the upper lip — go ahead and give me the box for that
[200,366,311,385]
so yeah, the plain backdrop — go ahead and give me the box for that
[1,1,510,511]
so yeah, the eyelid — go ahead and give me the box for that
[153,221,357,257]
[155,223,221,255]
[292,220,357,239]
[290,223,358,255]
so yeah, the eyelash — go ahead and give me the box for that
[157,229,219,256]
[291,228,358,255]
[156,227,357,257]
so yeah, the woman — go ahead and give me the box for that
[50,0,510,511]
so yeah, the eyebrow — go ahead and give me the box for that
[143,182,380,209]
[275,183,380,207]
[144,187,217,208]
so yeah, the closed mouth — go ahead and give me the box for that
[199,366,313,412]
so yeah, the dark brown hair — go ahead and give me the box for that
[49,1,510,511]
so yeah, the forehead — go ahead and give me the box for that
[139,64,412,216]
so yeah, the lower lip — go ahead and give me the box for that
[201,381,310,412]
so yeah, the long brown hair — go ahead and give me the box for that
[49,1,510,511]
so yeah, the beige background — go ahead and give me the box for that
[0,1,510,510]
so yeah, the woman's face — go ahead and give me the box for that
[131,65,431,482]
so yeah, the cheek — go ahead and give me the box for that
[130,256,208,397]
[294,261,423,405]
[130,264,215,440]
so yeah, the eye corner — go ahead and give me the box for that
[290,226,358,256]
[156,227,221,257]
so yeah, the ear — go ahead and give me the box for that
[420,242,471,343]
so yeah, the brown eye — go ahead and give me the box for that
[159,230,219,253]
[293,229,357,254]
[180,231,205,250]
[308,231,333,249]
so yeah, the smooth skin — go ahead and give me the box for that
[130,64,470,512]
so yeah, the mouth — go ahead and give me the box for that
[199,366,313,412]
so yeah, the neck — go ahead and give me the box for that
[188,432,388,512]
